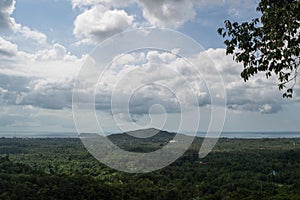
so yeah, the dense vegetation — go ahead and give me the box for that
[1,133,300,199]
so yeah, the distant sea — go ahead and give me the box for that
[0,131,78,138]
[198,131,300,139]
[0,131,300,138]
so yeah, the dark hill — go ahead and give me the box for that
[107,128,177,152]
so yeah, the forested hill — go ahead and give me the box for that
[1,133,300,199]
[108,128,177,152]
[80,128,180,153]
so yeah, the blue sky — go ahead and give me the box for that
[0,0,299,134]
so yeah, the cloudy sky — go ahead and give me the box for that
[0,0,299,134]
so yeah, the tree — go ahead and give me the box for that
[218,0,300,98]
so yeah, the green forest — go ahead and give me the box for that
[1,132,300,200]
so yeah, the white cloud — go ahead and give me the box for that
[259,104,281,114]
[137,0,196,28]
[0,36,17,56]
[0,0,17,30]
[18,26,47,45]
[0,41,85,110]
[71,0,258,43]
[87,49,211,116]
[0,0,47,45]
[70,47,298,118]
[203,48,287,114]
[73,5,134,43]
[0,42,296,116]
[16,78,74,110]
[35,43,70,61]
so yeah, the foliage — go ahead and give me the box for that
[1,135,300,199]
[218,0,300,97]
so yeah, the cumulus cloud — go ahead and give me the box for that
[203,48,287,114]
[0,0,16,30]
[18,26,47,45]
[0,72,75,110]
[0,75,75,110]
[71,0,258,45]
[0,41,84,110]
[0,38,294,116]
[259,104,282,114]
[70,47,295,117]
[0,0,47,45]
[34,43,79,61]
[89,49,211,117]
[34,43,67,60]
[0,36,18,56]
[73,5,134,43]
[137,0,196,28]
[16,78,74,110]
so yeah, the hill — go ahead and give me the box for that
[1,132,300,199]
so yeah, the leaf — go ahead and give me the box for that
[217,28,223,35]
[217,0,299,98]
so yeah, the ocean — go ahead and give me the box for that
[200,131,300,138]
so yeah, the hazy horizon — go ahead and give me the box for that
[1,129,300,139]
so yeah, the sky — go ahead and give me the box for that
[0,0,299,134]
